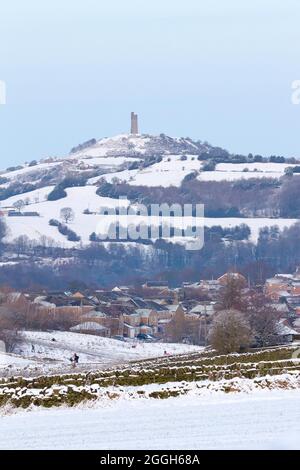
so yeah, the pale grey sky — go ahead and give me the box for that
[1,0,300,165]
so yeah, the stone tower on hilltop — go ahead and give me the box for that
[131,112,139,135]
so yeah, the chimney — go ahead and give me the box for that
[131,112,138,135]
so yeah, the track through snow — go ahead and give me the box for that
[0,390,299,449]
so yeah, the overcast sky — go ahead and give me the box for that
[1,0,300,166]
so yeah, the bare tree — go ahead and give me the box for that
[165,307,186,343]
[60,207,75,224]
[244,291,280,347]
[13,234,30,256]
[217,274,246,311]
[111,177,122,185]
[13,199,25,213]
[208,309,251,354]
[0,217,7,253]
[0,306,22,353]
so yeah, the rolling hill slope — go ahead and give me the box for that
[0,133,299,248]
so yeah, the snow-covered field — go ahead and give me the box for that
[92,159,300,186]
[217,162,296,173]
[0,154,139,185]
[0,331,202,377]
[0,161,64,181]
[3,184,298,247]
[20,330,201,362]
[126,155,201,187]
[0,352,34,368]
[90,154,201,187]
[0,388,299,449]
[204,217,298,241]
[198,171,283,181]
[2,186,131,247]
[75,156,140,167]
[198,162,299,182]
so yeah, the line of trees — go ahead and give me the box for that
[96,171,300,218]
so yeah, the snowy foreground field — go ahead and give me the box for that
[1,335,299,450]
[0,388,299,450]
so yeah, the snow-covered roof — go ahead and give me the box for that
[70,322,109,332]
[82,310,106,319]
[275,273,295,280]
[135,308,153,316]
[7,292,23,302]
[271,303,289,313]
[266,277,290,285]
[293,318,300,329]
[151,298,168,305]
[165,304,180,312]
[277,291,291,297]
[189,304,216,315]
[123,323,136,330]
[33,296,56,308]
[276,320,299,336]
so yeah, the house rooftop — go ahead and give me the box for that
[165,304,180,312]
[134,308,153,316]
[143,281,169,288]
[70,322,109,332]
[276,320,299,336]
[189,303,216,315]
[82,310,106,319]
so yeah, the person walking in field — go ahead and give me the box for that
[69,353,79,368]
[73,353,79,365]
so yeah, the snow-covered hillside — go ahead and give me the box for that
[0,155,140,190]
[0,330,202,377]
[0,134,205,189]
[92,154,202,187]
[0,132,299,249]
[0,352,34,368]
[2,183,297,246]
[69,133,206,158]
[3,186,130,247]
[19,330,201,364]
